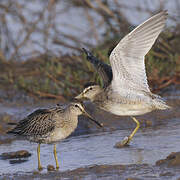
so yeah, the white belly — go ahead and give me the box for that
[102,103,153,116]
[48,126,77,143]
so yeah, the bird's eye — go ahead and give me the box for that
[89,87,93,90]
[74,104,79,108]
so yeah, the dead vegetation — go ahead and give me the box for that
[0,0,179,100]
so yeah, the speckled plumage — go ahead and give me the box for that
[7,102,102,170]
[8,105,78,144]
[77,11,171,146]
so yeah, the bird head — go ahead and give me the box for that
[75,82,101,101]
[70,102,103,128]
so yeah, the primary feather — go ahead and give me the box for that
[110,11,168,93]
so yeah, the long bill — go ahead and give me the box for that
[75,92,86,100]
[82,110,103,128]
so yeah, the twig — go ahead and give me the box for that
[35,90,65,101]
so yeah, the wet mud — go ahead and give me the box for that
[2,161,180,180]
[0,85,180,179]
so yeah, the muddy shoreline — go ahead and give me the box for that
[2,159,180,180]
[0,85,180,179]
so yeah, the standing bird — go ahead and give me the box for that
[76,11,171,147]
[7,102,102,171]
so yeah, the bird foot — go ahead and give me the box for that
[38,165,43,171]
[114,136,130,148]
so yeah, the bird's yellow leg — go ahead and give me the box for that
[122,117,140,146]
[37,144,43,171]
[53,144,59,170]
[129,117,140,141]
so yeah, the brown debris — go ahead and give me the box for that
[156,152,180,167]
[47,164,55,171]
[0,150,31,160]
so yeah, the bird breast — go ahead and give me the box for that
[50,115,78,142]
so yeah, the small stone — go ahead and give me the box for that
[0,150,31,159]
[156,152,180,167]
[114,140,130,148]
[47,164,55,171]
[167,152,176,160]
[156,159,166,166]
[167,152,180,167]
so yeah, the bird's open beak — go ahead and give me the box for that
[82,109,103,128]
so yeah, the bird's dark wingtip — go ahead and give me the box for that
[82,47,87,54]
[82,48,92,57]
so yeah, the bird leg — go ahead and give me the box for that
[114,117,140,148]
[37,144,43,171]
[122,117,140,146]
[53,144,59,170]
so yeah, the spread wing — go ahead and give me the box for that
[83,48,113,87]
[7,108,57,136]
[109,11,168,92]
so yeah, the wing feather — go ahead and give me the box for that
[7,108,58,136]
[82,48,112,87]
[110,11,168,92]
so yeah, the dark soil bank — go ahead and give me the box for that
[2,159,180,180]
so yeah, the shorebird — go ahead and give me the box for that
[7,102,102,170]
[76,11,171,147]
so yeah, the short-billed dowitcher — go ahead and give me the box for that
[7,102,102,170]
[76,11,171,147]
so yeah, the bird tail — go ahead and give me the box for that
[6,122,18,134]
[153,97,171,110]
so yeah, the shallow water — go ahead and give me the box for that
[0,118,180,175]
[0,86,179,178]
